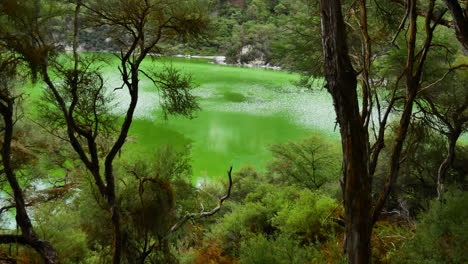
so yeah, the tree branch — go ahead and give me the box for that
[390,0,453,28]
[169,166,233,233]
[442,0,468,51]
[419,64,468,93]
[0,235,29,245]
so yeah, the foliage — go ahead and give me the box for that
[239,234,318,264]
[229,165,263,202]
[150,65,200,119]
[34,198,94,264]
[23,146,200,263]
[267,135,341,190]
[0,0,467,263]
[374,122,468,216]
[37,55,116,135]
[115,146,199,263]
[394,190,468,264]
[201,163,344,261]
[189,238,238,264]
[224,21,276,64]
[271,189,341,242]
[209,201,272,256]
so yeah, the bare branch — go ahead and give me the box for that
[419,64,468,93]
[391,5,410,46]
[169,166,233,233]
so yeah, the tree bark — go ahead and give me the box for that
[0,99,59,264]
[104,61,139,264]
[437,133,459,199]
[319,1,372,263]
[390,0,453,28]
[393,0,468,52]
[373,0,439,223]
[442,0,468,52]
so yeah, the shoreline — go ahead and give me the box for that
[76,50,284,71]
[172,54,282,70]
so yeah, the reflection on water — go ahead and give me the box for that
[208,120,238,153]
[127,111,317,180]
[113,57,339,180]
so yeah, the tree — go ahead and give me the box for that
[442,0,468,52]
[395,190,468,263]
[0,52,59,263]
[319,0,443,263]
[41,1,208,263]
[417,67,467,199]
[1,0,209,263]
[267,135,340,190]
[319,1,372,261]
[391,0,468,52]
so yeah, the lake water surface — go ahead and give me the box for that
[104,57,338,181]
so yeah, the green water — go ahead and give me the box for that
[103,56,339,180]
[24,54,467,181]
[26,54,339,180]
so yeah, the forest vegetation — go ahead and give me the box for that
[0,0,467,264]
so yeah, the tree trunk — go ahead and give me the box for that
[373,0,438,223]
[437,133,459,199]
[442,0,468,52]
[104,72,139,264]
[319,1,372,263]
[0,100,59,264]
[110,204,122,264]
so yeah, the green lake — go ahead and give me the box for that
[26,55,339,181]
[23,54,468,181]
[105,56,339,181]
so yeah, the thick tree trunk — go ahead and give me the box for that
[320,1,440,263]
[0,101,59,264]
[443,0,468,52]
[105,72,138,264]
[110,204,122,264]
[319,1,372,263]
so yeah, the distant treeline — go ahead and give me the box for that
[59,0,318,71]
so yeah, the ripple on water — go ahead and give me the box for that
[205,86,336,132]
[109,77,337,134]
[111,88,160,120]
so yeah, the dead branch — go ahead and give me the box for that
[169,166,233,233]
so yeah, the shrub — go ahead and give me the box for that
[34,197,96,264]
[271,190,341,242]
[394,190,468,264]
[239,234,318,264]
[267,135,340,190]
[209,202,273,256]
[192,238,238,264]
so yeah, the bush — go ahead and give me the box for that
[271,190,341,242]
[239,234,318,264]
[394,190,468,264]
[209,202,273,256]
[267,135,341,190]
[34,195,98,264]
